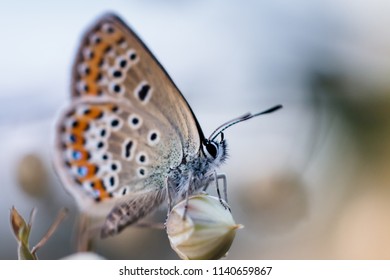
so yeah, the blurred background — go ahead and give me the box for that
[2,0,390,259]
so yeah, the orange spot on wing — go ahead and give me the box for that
[91,179,110,200]
[70,148,90,162]
[72,161,98,181]
[78,29,124,97]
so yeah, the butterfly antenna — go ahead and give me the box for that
[209,104,283,141]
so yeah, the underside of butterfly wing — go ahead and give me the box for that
[53,97,182,217]
[71,13,203,154]
[54,13,206,234]
[100,188,166,237]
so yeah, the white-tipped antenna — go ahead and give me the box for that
[209,104,283,141]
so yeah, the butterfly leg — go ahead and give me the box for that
[181,175,195,220]
[201,176,214,192]
[182,181,191,220]
[166,178,174,213]
[214,171,231,211]
[202,172,230,210]
[217,173,228,203]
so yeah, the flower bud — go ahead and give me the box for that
[166,194,242,260]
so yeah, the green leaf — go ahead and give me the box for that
[10,206,32,246]
[10,207,36,260]
[18,242,36,260]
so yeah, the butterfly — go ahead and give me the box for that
[53,13,282,238]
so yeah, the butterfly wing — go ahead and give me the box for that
[54,97,174,214]
[71,13,204,150]
[53,14,204,231]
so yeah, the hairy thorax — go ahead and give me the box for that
[168,147,227,202]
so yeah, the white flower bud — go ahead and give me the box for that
[166,194,242,260]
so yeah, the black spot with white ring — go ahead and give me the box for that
[112,70,122,78]
[102,24,115,34]
[126,49,138,63]
[91,34,101,45]
[111,119,119,127]
[122,139,135,160]
[137,167,147,178]
[147,130,160,146]
[119,59,127,68]
[77,81,89,94]
[130,53,137,60]
[83,47,94,60]
[97,142,104,149]
[136,152,148,165]
[150,133,157,141]
[110,82,124,95]
[134,81,152,103]
[83,108,91,115]
[128,114,142,130]
[138,84,150,102]
[78,64,90,76]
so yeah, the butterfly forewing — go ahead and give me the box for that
[54,14,203,224]
[71,14,202,154]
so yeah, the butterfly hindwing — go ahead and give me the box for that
[101,189,166,237]
[54,96,184,217]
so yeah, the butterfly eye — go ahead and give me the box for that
[205,141,218,159]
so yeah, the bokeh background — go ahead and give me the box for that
[2,0,390,259]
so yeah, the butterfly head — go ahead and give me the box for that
[202,132,227,164]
